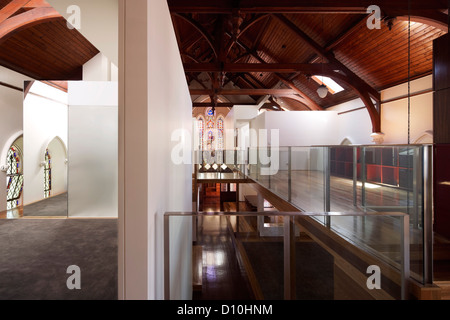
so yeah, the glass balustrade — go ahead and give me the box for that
[165,211,410,300]
[192,144,432,286]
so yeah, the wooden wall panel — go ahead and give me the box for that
[433,33,450,241]
[434,88,450,144]
[433,33,450,92]
[434,144,450,239]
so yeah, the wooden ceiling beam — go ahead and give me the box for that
[393,10,449,31]
[172,13,218,59]
[0,7,61,44]
[22,0,52,9]
[272,14,381,131]
[193,102,255,107]
[273,13,380,102]
[225,14,270,56]
[191,88,296,95]
[168,0,448,14]
[0,0,32,24]
[228,37,323,110]
[184,62,333,74]
[275,75,323,111]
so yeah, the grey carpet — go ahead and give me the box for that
[0,219,117,300]
[242,241,334,300]
[23,193,68,217]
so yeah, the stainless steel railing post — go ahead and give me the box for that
[423,145,433,285]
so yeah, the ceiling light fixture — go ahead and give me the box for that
[317,84,328,98]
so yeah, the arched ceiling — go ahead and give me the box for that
[0,0,99,80]
[168,0,448,132]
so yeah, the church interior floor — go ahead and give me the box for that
[0,193,68,219]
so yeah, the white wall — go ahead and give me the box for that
[148,0,193,300]
[328,75,434,145]
[67,81,118,218]
[380,75,433,144]
[119,0,193,300]
[83,52,118,81]
[47,0,118,66]
[0,67,28,211]
[251,111,339,147]
[328,98,373,145]
[23,82,68,205]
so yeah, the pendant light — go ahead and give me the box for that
[317,83,328,98]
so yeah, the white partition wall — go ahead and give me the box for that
[119,0,193,300]
[67,81,118,218]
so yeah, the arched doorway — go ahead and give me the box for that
[44,136,68,198]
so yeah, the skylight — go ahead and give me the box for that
[312,76,345,94]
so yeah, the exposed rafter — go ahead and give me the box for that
[273,14,380,101]
[0,6,61,44]
[272,13,381,132]
[172,13,218,59]
[183,62,334,74]
[191,88,296,95]
[168,0,448,14]
[193,102,255,107]
[172,0,447,134]
[0,0,31,24]
[224,37,323,110]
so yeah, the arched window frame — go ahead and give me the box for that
[216,114,225,151]
[44,148,52,198]
[197,115,205,151]
[6,146,23,210]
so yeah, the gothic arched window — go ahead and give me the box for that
[217,115,224,150]
[44,148,52,198]
[6,146,23,210]
[197,116,205,150]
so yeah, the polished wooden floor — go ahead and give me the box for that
[255,170,411,213]
[195,175,450,296]
[193,188,255,300]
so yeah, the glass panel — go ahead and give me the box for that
[247,147,258,181]
[361,145,424,283]
[67,82,118,218]
[329,146,361,212]
[166,212,409,301]
[267,147,289,201]
[328,214,405,300]
[290,147,325,223]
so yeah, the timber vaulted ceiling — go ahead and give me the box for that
[0,0,99,80]
[169,0,448,132]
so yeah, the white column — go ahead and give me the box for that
[119,0,193,300]
[119,0,149,300]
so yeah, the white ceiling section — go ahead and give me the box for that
[47,0,119,66]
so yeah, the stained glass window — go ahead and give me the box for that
[197,109,226,157]
[197,116,205,150]
[6,146,23,210]
[205,108,216,150]
[44,148,52,198]
[217,116,224,150]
